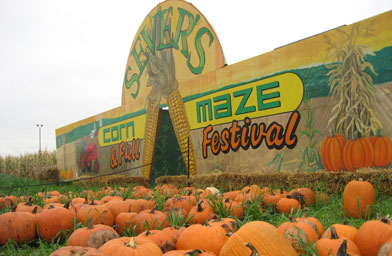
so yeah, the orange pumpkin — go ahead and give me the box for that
[105,198,140,218]
[67,219,119,248]
[342,179,375,218]
[134,208,169,233]
[0,211,37,245]
[162,249,215,255]
[99,237,163,256]
[223,190,241,201]
[276,197,300,214]
[287,187,315,206]
[208,217,237,233]
[316,226,360,256]
[77,203,114,226]
[321,132,346,171]
[137,230,176,253]
[355,218,392,256]
[296,213,324,238]
[136,198,156,211]
[176,223,228,255]
[187,200,214,225]
[220,221,297,256]
[0,195,16,210]
[161,226,186,247]
[163,196,196,213]
[343,136,374,171]
[262,192,282,206]
[49,246,107,256]
[369,129,392,167]
[115,212,137,235]
[321,222,358,242]
[37,206,75,242]
[277,216,318,253]
[15,197,43,213]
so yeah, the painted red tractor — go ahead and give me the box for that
[80,143,99,173]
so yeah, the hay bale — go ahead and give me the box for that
[155,168,392,195]
[74,175,150,187]
[34,165,59,183]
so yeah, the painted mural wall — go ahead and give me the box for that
[56,0,392,180]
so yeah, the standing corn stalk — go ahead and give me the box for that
[142,99,160,178]
[324,22,381,140]
[142,6,197,179]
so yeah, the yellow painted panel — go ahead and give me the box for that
[98,114,146,147]
[186,73,304,130]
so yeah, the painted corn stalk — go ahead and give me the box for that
[324,22,382,140]
[142,5,197,178]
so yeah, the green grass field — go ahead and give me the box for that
[0,173,391,256]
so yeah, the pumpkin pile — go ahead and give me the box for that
[0,180,391,256]
[321,129,392,172]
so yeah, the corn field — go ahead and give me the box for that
[0,151,57,179]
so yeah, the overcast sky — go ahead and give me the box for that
[0,0,391,156]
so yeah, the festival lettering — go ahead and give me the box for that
[202,111,300,158]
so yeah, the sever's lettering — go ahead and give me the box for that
[124,6,214,98]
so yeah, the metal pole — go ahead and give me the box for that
[37,124,43,153]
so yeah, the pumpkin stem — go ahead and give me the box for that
[287,192,306,206]
[126,238,137,248]
[336,240,349,256]
[48,205,55,209]
[225,232,233,237]
[245,242,261,256]
[150,207,156,214]
[87,218,94,230]
[330,226,340,239]
[221,223,231,233]
[197,201,203,212]
[26,197,33,206]
[31,206,38,214]
[64,201,71,209]
[224,197,230,203]
[376,128,381,137]
[210,214,219,221]
[289,215,297,223]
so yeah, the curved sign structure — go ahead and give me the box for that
[56,2,392,181]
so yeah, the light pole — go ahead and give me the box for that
[36,124,43,153]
